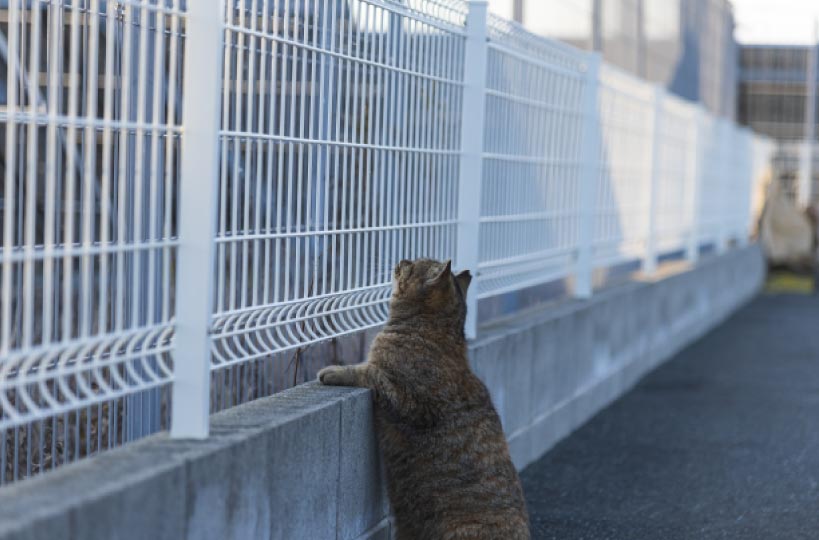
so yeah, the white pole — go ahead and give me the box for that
[171,0,225,439]
[574,53,602,298]
[737,129,753,247]
[799,20,817,208]
[643,87,664,275]
[716,120,731,254]
[686,107,704,263]
[457,1,489,340]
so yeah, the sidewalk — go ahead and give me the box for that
[522,294,819,540]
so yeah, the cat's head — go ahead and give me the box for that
[390,258,472,327]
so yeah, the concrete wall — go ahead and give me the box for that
[0,245,765,540]
[472,246,765,469]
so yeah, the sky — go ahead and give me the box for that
[732,0,819,45]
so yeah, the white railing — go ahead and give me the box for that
[0,0,772,484]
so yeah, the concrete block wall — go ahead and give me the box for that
[0,245,765,540]
[0,385,391,540]
[471,246,765,469]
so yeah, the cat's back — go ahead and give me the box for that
[373,339,529,539]
[384,395,529,539]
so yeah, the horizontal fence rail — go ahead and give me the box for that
[0,0,773,484]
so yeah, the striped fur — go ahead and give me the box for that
[319,259,530,540]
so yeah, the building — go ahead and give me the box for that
[738,44,819,203]
[488,0,739,120]
[738,45,818,140]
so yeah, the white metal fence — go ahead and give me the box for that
[0,0,771,484]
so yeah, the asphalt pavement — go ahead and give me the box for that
[522,294,819,540]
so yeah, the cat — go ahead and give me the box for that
[318,258,530,540]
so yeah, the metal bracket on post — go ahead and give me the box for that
[686,107,704,263]
[457,0,488,340]
[643,87,664,275]
[574,52,601,299]
[171,0,225,439]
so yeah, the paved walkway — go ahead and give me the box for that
[522,294,819,540]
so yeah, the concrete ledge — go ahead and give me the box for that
[470,245,765,469]
[0,245,764,540]
[0,384,390,540]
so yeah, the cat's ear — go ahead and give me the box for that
[455,270,472,293]
[428,260,452,285]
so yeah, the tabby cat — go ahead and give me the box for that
[318,258,530,540]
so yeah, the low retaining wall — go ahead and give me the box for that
[0,245,765,540]
[472,245,765,470]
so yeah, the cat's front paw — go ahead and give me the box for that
[318,365,350,386]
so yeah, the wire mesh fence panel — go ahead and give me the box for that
[725,127,755,243]
[0,0,184,484]
[719,122,739,246]
[697,115,732,247]
[0,0,776,487]
[208,0,467,405]
[474,15,588,300]
[653,93,697,254]
[593,64,655,267]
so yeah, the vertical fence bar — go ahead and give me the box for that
[2,0,20,356]
[457,0,489,339]
[798,23,817,208]
[736,129,751,247]
[574,53,602,298]
[171,0,225,439]
[686,107,704,262]
[716,122,730,254]
[744,129,758,245]
[643,87,664,275]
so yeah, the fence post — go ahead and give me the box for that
[171,0,225,439]
[457,0,488,340]
[716,121,731,254]
[798,25,817,209]
[685,107,703,263]
[574,53,601,299]
[643,87,664,275]
[736,129,752,248]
